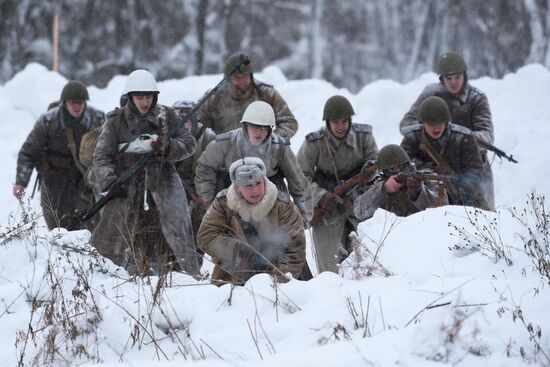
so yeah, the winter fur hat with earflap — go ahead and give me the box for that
[229,157,266,186]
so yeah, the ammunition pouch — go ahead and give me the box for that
[48,153,74,169]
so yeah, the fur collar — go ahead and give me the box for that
[226,179,278,222]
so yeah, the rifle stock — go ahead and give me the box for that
[80,55,250,222]
[310,164,378,226]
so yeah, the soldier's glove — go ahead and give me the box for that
[406,177,422,200]
[317,192,343,212]
[13,184,26,199]
[233,242,266,272]
[250,253,271,272]
[150,136,169,154]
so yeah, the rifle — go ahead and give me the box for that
[396,171,455,181]
[80,54,251,222]
[476,138,518,164]
[310,164,378,226]
[30,173,41,199]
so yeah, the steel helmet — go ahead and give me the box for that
[437,52,467,75]
[419,96,451,125]
[377,144,410,171]
[124,69,159,94]
[322,95,355,121]
[60,80,89,101]
[240,101,275,127]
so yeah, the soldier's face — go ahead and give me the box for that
[65,100,86,118]
[328,119,350,139]
[424,123,447,139]
[236,179,266,204]
[442,72,464,95]
[132,95,154,114]
[246,124,270,145]
[230,73,252,98]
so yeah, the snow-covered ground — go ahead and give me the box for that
[0,63,548,366]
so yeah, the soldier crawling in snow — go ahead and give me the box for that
[197,157,306,286]
[354,144,448,221]
[91,69,200,276]
[196,52,298,139]
[298,95,378,274]
[399,52,495,210]
[14,80,104,231]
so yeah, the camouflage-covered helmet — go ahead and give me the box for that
[60,81,89,101]
[377,144,410,171]
[322,95,355,121]
[224,52,253,76]
[419,96,451,125]
[437,52,467,75]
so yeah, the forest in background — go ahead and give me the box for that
[2,0,550,92]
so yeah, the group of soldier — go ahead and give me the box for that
[13,51,496,285]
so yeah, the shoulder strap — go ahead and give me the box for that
[323,134,341,183]
[64,127,87,174]
[419,130,456,175]
[419,131,460,196]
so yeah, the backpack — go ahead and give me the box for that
[79,108,123,168]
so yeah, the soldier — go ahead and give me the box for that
[91,69,200,276]
[354,144,448,221]
[197,157,306,285]
[196,52,298,139]
[195,100,309,218]
[13,80,104,230]
[401,96,488,210]
[297,95,378,273]
[399,52,495,209]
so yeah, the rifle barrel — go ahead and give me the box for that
[476,138,518,164]
[397,172,455,181]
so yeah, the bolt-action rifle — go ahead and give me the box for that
[396,171,456,181]
[476,138,518,163]
[80,54,251,222]
[310,164,378,226]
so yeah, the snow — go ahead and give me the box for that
[0,62,549,366]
